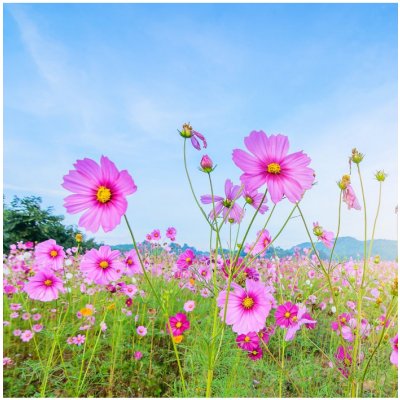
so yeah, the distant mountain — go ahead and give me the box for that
[111,237,397,261]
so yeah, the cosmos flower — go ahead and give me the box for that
[390,334,398,367]
[335,345,353,378]
[180,123,207,150]
[232,131,314,204]
[217,279,274,334]
[62,156,137,233]
[166,227,177,241]
[73,335,86,346]
[134,351,143,360]
[184,300,196,312]
[285,305,316,341]
[248,230,272,256]
[275,302,299,328]
[167,313,190,337]
[151,229,161,241]
[248,347,263,361]
[124,249,143,276]
[236,331,260,351]
[201,179,244,224]
[20,330,34,342]
[343,184,361,210]
[24,270,65,302]
[80,246,124,285]
[176,249,196,271]
[34,239,65,270]
[243,188,269,214]
[313,222,334,248]
[136,326,148,337]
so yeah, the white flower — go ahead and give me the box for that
[331,306,337,313]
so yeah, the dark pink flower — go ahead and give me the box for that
[236,331,259,351]
[24,270,64,302]
[166,227,177,241]
[232,131,314,204]
[176,249,196,271]
[243,189,269,214]
[167,313,190,336]
[275,302,299,328]
[248,347,263,361]
[62,156,137,233]
[390,334,398,367]
[151,229,161,241]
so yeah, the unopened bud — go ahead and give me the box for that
[200,155,214,173]
[375,170,387,182]
[179,122,193,138]
[351,148,364,164]
[75,233,83,243]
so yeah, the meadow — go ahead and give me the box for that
[2,126,398,398]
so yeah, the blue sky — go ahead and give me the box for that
[4,3,398,250]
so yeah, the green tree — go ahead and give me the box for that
[3,196,99,253]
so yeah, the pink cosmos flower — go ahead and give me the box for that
[32,313,42,321]
[22,313,31,320]
[285,305,316,341]
[183,300,196,312]
[243,188,269,214]
[166,227,177,241]
[335,345,353,378]
[62,156,137,233]
[10,312,19,319]
[248,230,272,256]
[236,331,259,351]
[3,357,13,367]
[201,179,244,224]
[217,279,274,334]
[390,334,398,367]
[313,222,334,248]
[80,246,124,285]
[32,324,43,333]
[151,229,161,241]
[176,249,196,271]
[20,330,34,342]
[10,303,22,311]
[24,270,64,302]
[73,334,86,346]
[198,265,212,282]
[248,347,263,361]
[100,321,107,332]
[167,313,190,336]
[137,326,147,337]
[180,123,207,150]
[232,131,314,204]
[134,351,143,360]
[275,302,299,328]
[13,329,22,337]
[124,249,142,276]
[343,184,361,210]
[258,326,275,344]
[34,239,65,270]
[123,284,138,298]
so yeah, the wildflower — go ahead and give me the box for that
[335,345,353,378]
[13,329,22,337]
[134,351,143,360]
[166,227,177,241]
[67,337,74,344]
[73,334,86,346]
[184,300,196,312]
[62,155,137,232]
[198,265,212,282]
[173,335,184,344]
[248,230,272,256]
[80,307,93,317]
[312,222,334,248]
[151,229,161,241]
[32,324,43,333]
[343,185,361,210]
[137,326,147,337]
[217,279,274,334]
[32,313,41,321]
[375,170,387,182]
[34,239,65,270]
[236,331,259,351]
[176,249,196,271]
[201,179,244,223]
[232,131,314,203]
[24,270,64,302]
[275,302,299,328]
[179,122,207,150]
[350,148,364,164]
[390,334,398,367]
[10,303,22,311]
[3,357,13,367]
[100,321,107,332]
[10,312,19,319]
[124,249,142,276]
[200,154,214,173]
[75,233,83,242]
[168,313,190,336]
[80,246,124,285]
[123,284,138,298]
[248,347,263,361]
[20,330,34,342]
[243,189,269,214]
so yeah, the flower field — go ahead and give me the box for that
[2,127,398,398]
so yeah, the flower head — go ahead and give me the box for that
[24,270,65,302]
[179,123,207,150]
[137,326,148,337]
[343,184,361,210]
[62,156,137,233]
[275,302,299,328]
[80,246,124,285]
[184,300,196,313]
[166,227,177,241]
[232,131,314,204]
[375,170,388,182]
[243,189,269,214]
[217,279,274,334]
[34,239,65,270]
[167,313,190,337]
[176,249,196,271]
[236,331,259,351]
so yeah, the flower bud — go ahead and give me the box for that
[313,224,323,237]
[374,255,380,264]
[375,170,387,182]
[351,148,364,164]
[179,122,193,138]
[75,233,83,243]
[200,155,213,173]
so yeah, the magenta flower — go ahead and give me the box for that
[390,334,398,367]
[275,302,299,328]
[124,249,143,276]
[343,184,361,210]
[200,154,214,172]
[73,334,86,346]
[248,347,263,361]
[176,249,196,271]
[243,189,269,214]
[34,239,65,270]
[62,156,137,233]
[167,313,190,337]
[24,270,64,302]
[232,131,314,204]
[335,345,353,378]
[151,229,161,241]
[134,351,143,360]
[217,279,274,334]
[236,331,260,351]
[248,230,272,256]
[80,246,124,285]
[180,123,207,150]
[201,179,244,223]
[285,305,316,341]
[166,227,177,241]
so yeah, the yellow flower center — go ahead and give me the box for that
[292,316,298,322]
[44,279,52,287]
[50,250,58,258]
[242,296,254,309]
[341,317,347,323]
[176,322,182,328]
[244,336,251,342]
[185,257,192,263]
[267,162,281,174]
[127,259,133,265]
[344,358,351,366]
[96,186,112,203]
[173,335,184,344]
[99,260,109,269]
[189,278,195,285]
[80,307,93,317]
[252,350,258,355]
[284,312,291,318]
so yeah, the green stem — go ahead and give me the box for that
[328,190,343,270]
